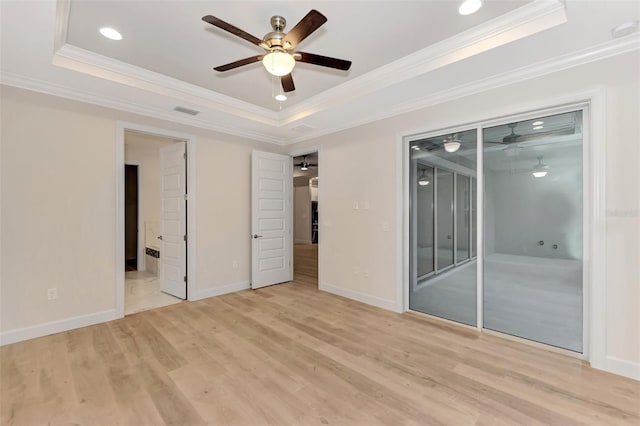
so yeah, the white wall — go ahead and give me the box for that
[294,185,312,244]
[288,51,640,378]
[0,85,284,341]
[1,88,117,332]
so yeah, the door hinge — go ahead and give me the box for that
[184,234,187,242]
[183,194,188,200]
[184,275,187,282]
[183,152,187,160]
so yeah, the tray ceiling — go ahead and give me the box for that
[65,1,531,110]
[1,1,638,145]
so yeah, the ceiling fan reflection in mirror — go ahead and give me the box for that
[202,10,352,96]
[294,156,317,171]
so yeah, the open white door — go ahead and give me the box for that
[251,151,293,289]
[160,142,187,299]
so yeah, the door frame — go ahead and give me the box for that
[124,161,145,272]
[116,122,197,317]
[399,88,606,369]
[289,146,321,286]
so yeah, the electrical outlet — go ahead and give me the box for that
[232,260,239,269]
[47,288,57,300]
[353,201,359,210]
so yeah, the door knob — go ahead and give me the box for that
[157,235,163,240]
[252,234,263,239]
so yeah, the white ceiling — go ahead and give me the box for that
[66,1,530,110]
[1,1,638,145]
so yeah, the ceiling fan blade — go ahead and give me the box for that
[282,10,327,48]
[214,56,263,72]
[202,15,263,46]
[281,73,295,92]
[296,52,351,71]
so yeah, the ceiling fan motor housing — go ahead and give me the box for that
[263,16,287,49]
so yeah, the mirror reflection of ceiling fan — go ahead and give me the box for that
[202,10,352,94]
[294,156,317,170]
[485,123,577,146]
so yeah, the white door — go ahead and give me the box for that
[160,142,187,299]
[251,151,293,289]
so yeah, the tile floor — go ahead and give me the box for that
[125,270,182,315]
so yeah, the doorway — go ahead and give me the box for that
[123,130,186,314]
[292,152,319,285]
[407,107,587,354]
[124,164,139,272]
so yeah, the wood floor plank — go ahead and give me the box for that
[1,247,639,425]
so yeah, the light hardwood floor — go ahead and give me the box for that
[2,276,639,425]
[294,243,318,281]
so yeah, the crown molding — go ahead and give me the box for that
[52,0,566,129]
[0,71,285,145]
[53,0,70,52]
[286,34,640,144]
[278,0,567,125]
[53,44,281,126]
[4,34,636,146]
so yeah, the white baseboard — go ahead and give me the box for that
[604,355,640,381]
[319,281,401,313]
[191,281,251,301]
[294,239,312,244]
[0,309,119,346]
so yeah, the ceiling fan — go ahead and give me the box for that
[202,10,352,93]
[294,156,317,170]
[485,123,577,146]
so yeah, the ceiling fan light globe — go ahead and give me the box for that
[262,51,295,76]
[418,178,430,186]
[301,165,308,171]
[275,94,287,101]
[444,141,461,153]
[532,171,547,178]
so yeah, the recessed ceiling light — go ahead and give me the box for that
[611,20,639,39]
[275,94,287,101]
[458,0,482,16]
[532,121,544,126]
[99,27,122,41]
[533,126,544,130]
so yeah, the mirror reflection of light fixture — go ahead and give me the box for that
[262,51,296,76]
[443,134,462,153]
[532,156,549,178]
[418,169,430,186]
